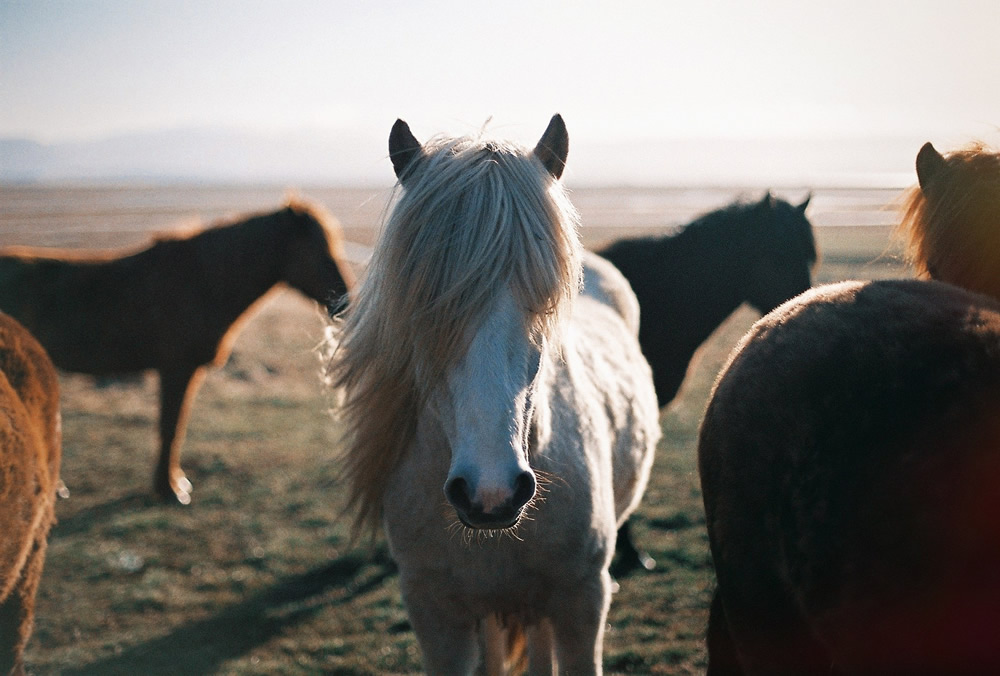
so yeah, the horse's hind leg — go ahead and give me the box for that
[0,536,49,676]
[0,582,26,676]
[706,588,744,676]
[155,365,205,505]
[611,520,655,577]
[713,580,832,674]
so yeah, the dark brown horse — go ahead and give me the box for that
[699,142,1000,673]
[0,199,354,504]
[598,193,816,574]
[0,312,61,676]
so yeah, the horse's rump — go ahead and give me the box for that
[0,312,60,673]
[700,279,1000,670]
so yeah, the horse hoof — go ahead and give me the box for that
[611,549,656,578]
[155,476,193,505]
[174,486,192,506]
[638,551,656,571]
[172,477,193,505]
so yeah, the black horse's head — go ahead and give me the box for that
[742,193,817,314]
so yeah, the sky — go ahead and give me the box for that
[3,0,1000,185]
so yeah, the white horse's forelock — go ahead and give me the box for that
[327,130,582,536]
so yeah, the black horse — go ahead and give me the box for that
[599,193,817,574]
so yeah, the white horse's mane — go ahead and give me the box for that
[327,131,582,536]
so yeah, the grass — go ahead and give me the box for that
[24,223,909,675]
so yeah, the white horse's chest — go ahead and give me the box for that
[382,407,615,592]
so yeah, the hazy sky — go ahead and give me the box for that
[3,0,1000,183]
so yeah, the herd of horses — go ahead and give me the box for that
[1,114,998,674]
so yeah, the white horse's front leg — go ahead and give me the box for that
[400,576,479,675]
[548,569,613,675]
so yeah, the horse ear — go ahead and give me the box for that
[916,142,946,191]
[758,191,775,209]
[797,193,812,213]
[533,114,569,180]
[389,119,423,181]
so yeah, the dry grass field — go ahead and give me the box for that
[8,187,910,674]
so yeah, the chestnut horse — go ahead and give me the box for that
[0,313,61,676]
[0,199,354,504]
[327,116,659,673]
[598,194,816,574]
[699,142,1000,673]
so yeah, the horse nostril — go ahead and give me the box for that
[445,477,472,511]
[511,471,536,510]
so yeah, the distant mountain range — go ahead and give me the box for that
[0,127,389,185]
[0,127,925,187]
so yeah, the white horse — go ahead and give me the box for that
[327,114,659,674]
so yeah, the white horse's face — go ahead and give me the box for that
[434,290,542,530]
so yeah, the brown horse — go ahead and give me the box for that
[0,198,354,504]
[0,312,61,676]
[699,142,1000,674]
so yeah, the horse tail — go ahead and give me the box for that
[482,615,528,675]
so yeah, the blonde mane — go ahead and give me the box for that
[328,132,582,537]
[898,142,1000,299]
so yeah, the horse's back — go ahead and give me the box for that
[582,250,641,335]
[0,250,153,371]
[700,279,1000,671]
[0,242,226,372]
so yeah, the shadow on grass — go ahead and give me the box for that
[60,548,397,675]
[52,493,158,537]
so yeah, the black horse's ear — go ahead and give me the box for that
[916,142,946,191]
[797,193,812,213]
[389,119,423,181]
[758,190,775,209]
[533,114,569,179]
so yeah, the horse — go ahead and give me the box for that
[598,194,816,574]
[0,312,61,676]
[0,198,354,505]
[698,141,1000,674]
[325,115,660,674]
